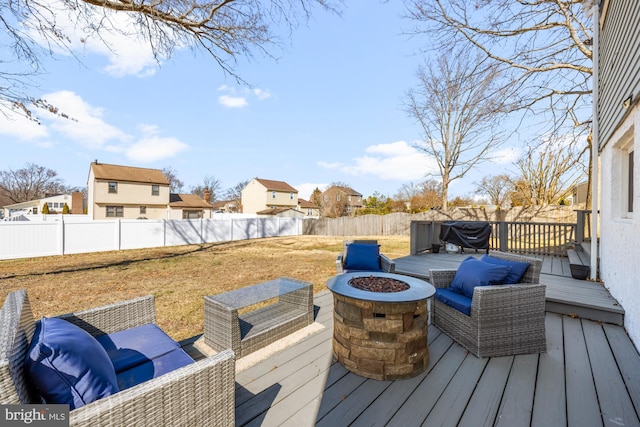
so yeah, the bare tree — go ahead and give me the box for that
[0,163,64,203]
[191,176,222,201]
[1,0,339,118]
[475,174,514,207]
[406,0,593,201]
[406,0,593,137]
[512,136,585,206]
[406,48,507,210]
[162,167,184,193]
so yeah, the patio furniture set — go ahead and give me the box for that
[1,239,546,425]
[1,278,314,426]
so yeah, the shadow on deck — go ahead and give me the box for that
[232,290,640,426]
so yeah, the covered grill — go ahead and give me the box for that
[439,221,492,252]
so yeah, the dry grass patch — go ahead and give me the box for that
[0,235,409,341]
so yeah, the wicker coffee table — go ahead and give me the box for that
[204,277,313,358]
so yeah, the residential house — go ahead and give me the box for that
[596,0,640,346]
[298,198,321,217]
[210,200,239,213]
[3,192,84,219]
[319,186,363,217]
[168,194,214,219]
[256,207,305,218]
[88,162,171,220]
[241,178,298,214]
[87,162,210,220]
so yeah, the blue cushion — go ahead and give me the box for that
[434,288,473,316]
[25,317,119,409]
[116,347,194,390]
[481,255,530,284]
[96,324,181,373]
[450,256,512,297]
[344,243,382,271]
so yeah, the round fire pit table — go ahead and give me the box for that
[326,272,435,380]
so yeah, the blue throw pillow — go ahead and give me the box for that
[344,243,381,271]
[450,256,512,297]
[25,317,119,410]
[481,255,531,284]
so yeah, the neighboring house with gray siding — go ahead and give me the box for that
[596,0,639,347]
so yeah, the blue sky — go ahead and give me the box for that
[0,1,522,201]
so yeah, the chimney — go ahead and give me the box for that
[204,188,211,204]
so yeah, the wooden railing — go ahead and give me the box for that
[410,220,576,257]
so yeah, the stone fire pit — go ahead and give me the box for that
[326,272,435,380]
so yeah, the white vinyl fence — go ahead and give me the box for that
[0,217,303,260]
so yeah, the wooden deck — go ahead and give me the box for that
[393,252,624,326]
[232,290,640,426]
[222,253,638,426]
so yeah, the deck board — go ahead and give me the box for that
[531,314,566,427]
[231,290,640,426]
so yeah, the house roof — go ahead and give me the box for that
[168,194,212,208]
[254,178,298,193]
[298,198,319,208]
[90,162,170,185]
[324,185,362,196]
[256,207,303,216]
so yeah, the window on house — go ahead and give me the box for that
[615,132,635,218]
[152,185,159,196]
[140,206,146,215]
[108,182,117,193]
[627,150,635,213]
[106,206,124,217]
[337,195,341,201]
[182,210,202,219]
[32,207,38,214]
[272,191,276,198]
[290,192,294,200]
[323,195,328,202]
[47,202,53,208]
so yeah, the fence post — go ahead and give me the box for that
[59,218,65,256]
[499,222,508,252]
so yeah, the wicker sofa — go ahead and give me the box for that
[336,240,396,274]
[429,250,546,358]
[0,290,235,427]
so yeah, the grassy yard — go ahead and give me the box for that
[0,235,410,341]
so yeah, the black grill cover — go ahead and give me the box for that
[439,221,491,250]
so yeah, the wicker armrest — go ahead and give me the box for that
[336,253,345,273]
[472,283,547,318]
[380,254,396,273]
[57,296,156,337]
[428,269,458,289]
[70,349,236,427]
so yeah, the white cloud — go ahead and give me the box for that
[491,146,521,164]
[294,183,328,201]
[218,95,249,109]
[320,141,438,181]
[253,88,272,100]
[43,91,131,149]
[124,124,189,162]
[25,0,161,77]
[216,86,272,108]
[0,104,49,141]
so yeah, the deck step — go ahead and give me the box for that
[567,249,590,280]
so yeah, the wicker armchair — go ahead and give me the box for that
[336,240,396,274]
[0,290,235,427]
[430,250,546,358]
